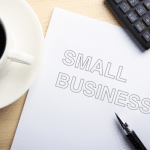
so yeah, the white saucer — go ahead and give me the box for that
[0,0,44,108]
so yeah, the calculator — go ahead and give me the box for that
[106,0,150,50]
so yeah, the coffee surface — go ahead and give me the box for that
[0,21,6,59]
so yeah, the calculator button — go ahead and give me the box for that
[143,31,150,42]
[135,6,146,16]
[128,0,138,7]
[135,22,145,32]
[120,3,130,13]
[143,15,150,26]
[114,0,122,4]
[144,0,150,10]
[127,12,137,23]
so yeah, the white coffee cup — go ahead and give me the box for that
[0,18,34,68]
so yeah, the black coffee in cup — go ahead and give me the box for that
[0,21,6,59]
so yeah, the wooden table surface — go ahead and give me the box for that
[0,0,123,149]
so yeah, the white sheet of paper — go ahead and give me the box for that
[11,7,150,150]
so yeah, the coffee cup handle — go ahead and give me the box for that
[7,49,34,65]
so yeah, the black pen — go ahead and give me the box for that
[115,113,147,150]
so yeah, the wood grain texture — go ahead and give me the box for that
[0,0,123,149]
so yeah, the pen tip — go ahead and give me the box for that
[115,113,120,121]
[115,112,118,117]
[115,113,128,129]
